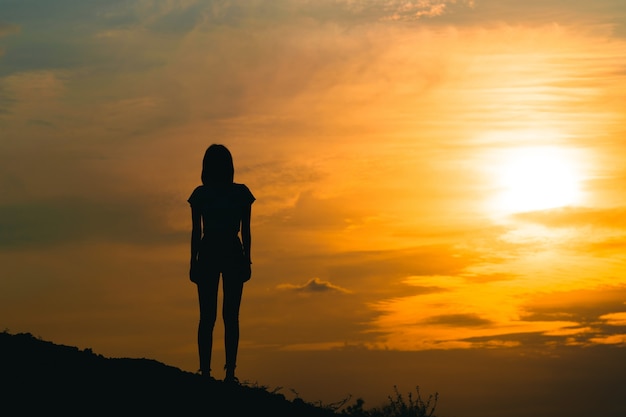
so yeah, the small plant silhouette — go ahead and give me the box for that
[341,386,438,417]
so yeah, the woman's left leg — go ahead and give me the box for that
[222,276,244,380]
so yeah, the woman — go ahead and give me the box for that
[188,144,255,383]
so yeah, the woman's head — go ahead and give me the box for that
[201,144,234,185]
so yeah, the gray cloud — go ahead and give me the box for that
[498,285,626,347]
[459,331,566,348]
[0,22,20,37]
[0,0,476,77]
[277,277,351,294]
[520,285,626,326]
[423,313,493,327]
[0,198,185,248]
[0,2,117,74]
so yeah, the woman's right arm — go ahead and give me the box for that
[190,206,202,278]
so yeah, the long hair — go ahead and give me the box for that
[201,144,235,186]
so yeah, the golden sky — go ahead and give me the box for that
[1,1,626,415]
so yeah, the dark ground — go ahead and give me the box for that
[0,331,339,417]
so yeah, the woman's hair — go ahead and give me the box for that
[201,144,235,185]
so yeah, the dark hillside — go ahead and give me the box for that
[0,331,338,417]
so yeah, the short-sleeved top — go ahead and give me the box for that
[188,183,255,238]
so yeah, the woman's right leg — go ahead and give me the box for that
[197,271,220,377]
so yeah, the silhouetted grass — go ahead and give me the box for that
[340,386,438,417]
[0,330,439,417]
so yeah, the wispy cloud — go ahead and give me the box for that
[514,206,626,229]
[366,278,626,351]
[376,0,474,21]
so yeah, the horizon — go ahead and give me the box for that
[1,1,626,416]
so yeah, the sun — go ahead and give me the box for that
[492,146,583,213]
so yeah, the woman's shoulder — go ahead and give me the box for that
[233,183,250,192]
[233,183,255,203]
[187,185,207,204]
[189,184,254,205]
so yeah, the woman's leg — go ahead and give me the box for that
[222,276,244,379]
[197,272,220,377]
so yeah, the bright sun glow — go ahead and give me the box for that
[493,146,583,213]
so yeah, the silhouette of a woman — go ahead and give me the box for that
[188,144,255,383]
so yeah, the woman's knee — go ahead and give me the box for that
[199,312,218,327]
[223,310,239,326]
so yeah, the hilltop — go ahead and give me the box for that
[0,331,339,416]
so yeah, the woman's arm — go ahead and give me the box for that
[190,206,202,267]
[241,204,252,264]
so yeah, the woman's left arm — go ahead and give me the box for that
[241,204,252,264]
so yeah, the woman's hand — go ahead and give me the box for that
[189,261,201,283]
[241,263,252,282]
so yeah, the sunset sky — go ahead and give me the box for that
[1,1,626,416]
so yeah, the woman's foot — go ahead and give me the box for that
[198,369,216,383]
[224,374,239,384]
[224,367,239,384]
